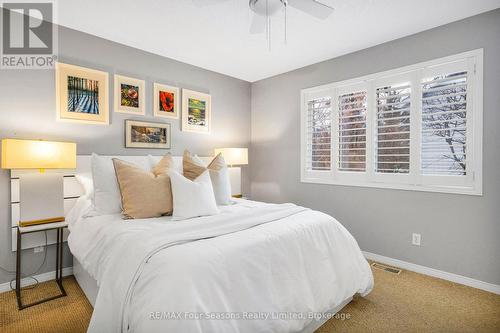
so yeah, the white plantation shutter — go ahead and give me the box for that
[305,97,332,171]
[421,71,468,176]
[375,82,411,174]
[301,50,482,195]
[337,91,367,172]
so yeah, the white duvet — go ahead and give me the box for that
[67,199,373,333]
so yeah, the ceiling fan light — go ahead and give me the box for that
[249,0,286,16]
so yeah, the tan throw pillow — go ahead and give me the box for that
[183,150,207,180]
[152,154,173,176]
[208,153,226,171]
[113,154,174,219]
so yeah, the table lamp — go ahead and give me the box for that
[214,148,248,198]
[1,139,77,227]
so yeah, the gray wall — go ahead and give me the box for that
[1,9,498,288]
[0,24,251,285]
[250,9,500,285]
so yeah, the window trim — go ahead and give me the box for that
[300,49,483,196]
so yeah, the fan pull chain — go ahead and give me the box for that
[269,16,272,51]
[265,0,268,39]
[266,0,271,51]
[284,3,287,45]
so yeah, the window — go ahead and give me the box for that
[375,82,411,174]
[305,96,332,171]
[301,49,483,195]
[338,90,367,172]
[421,71,467,176]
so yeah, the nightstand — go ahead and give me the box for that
[15,221,68,310]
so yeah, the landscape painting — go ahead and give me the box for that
[125,120,171,149]
[56,62,109,125]
[132,125,166,143]
[67,76,100,114]
[153,83,179,119]
[182,89,211,133]
[188,98,206,126]
[114,75,145,115]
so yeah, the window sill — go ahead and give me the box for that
[300,177,482,196]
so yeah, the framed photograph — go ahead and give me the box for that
[114,75,145,115]
[182,89,211,134]
[154,83,179,119]
[56,62,109,125]
[125,120,171,149]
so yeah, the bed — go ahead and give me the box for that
[66,155,373,333]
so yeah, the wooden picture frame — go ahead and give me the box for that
[56,62,109,125]
[182,89,211,134]
[153,83,179,119]
[114,75,146,115]
[125,120,171,149]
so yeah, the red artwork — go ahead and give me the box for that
[159,91,174,112]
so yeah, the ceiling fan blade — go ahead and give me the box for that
[192,0,231,7]
[249,13,266,34]
[287,0,334,20]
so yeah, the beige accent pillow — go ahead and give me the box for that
[152,154,174,176]
[113,154,174,219]
[183,150,207,180]
[208,153,226,171]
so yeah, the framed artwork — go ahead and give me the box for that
[114,75,145,115]
[56,62,109,125]
[154,83,179,119]
[182,89,211,134]
[125,120,171,149]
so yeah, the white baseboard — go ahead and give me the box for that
[0,267,73,293]
[363,251,500,295]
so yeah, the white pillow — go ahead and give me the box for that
[147,154,161,170]
[183,151,233,206]
[209,167,233,205]
[169,170,219,220]
[192,154,205,165]
[90,153,122,215]
[75,172,94,198]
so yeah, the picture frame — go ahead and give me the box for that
[114,75,146,115]
[125,120,171,149]
[182,89,211,134]
[56,62,109,125]
[153,83,179,119]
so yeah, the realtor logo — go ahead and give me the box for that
[1,1,57,69]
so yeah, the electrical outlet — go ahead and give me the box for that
[412,233,421,246]
[34,246,44,253]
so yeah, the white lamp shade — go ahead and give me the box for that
[214,148,248,166]
[1,139,76,169]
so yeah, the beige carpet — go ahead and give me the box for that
[317,264,500,333]
[1,264,499,333]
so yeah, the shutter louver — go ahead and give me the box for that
[421,71,467,175]
[306,97,332,171]
[375,83,411,173]
[338,91,367,172]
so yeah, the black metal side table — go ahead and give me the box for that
[16,222,68,310]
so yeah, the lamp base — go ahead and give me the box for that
[228,167,242,197]
[19,173,65,227]
[19,217,65,228]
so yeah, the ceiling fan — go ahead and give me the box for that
[193,0,334,43]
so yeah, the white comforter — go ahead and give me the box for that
[67,199,373,333]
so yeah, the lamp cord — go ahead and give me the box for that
[0,231,48,290]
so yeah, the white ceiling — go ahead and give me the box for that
[57,0,500,82]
